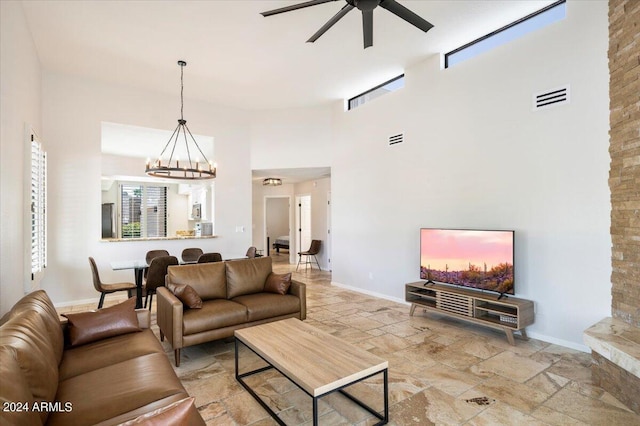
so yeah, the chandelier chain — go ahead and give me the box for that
[180,62,184,121]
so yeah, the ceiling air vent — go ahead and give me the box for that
[388,133,404,146]
[533,85,570,111]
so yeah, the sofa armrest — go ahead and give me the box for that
[136,309,151,329]
[289,280,307,320]
[156,287,184,350]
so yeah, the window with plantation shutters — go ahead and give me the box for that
[119,183,167,239]
[31,134,47,283]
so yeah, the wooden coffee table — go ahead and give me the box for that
[234,318,389,425]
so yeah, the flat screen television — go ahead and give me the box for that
[420,228,515,295]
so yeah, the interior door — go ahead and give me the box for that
[326,191,331,271]
[297,195,311,253]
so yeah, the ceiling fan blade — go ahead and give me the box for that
[379,0,434,33]
[307,4,355,43]
[261,0,338,17]
[362,9,373,48]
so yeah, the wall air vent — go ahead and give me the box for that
[533,85,570,111]
[388,133,404,146]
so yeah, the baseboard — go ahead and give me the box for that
[53,293,127,309]
[331,281,407,305]
[525,331,590,353]
[331,281,590,353]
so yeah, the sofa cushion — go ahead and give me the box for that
[167,262,227,301]
[58,329,164,381]
[63,297,140,347]
[49,353,187,426]
[118,397,203,426]
[166,282,203,309]
[182,300,247,336]
[0,309,59,423]
[225,257,273,299]
[264,272,292,295]
[0,346,42,425]
[232,293,301,322]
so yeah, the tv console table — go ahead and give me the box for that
[405,282,534,345]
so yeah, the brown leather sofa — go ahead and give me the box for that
[0,290,204,426]
[157,256,306,366]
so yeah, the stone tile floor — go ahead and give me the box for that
[59,253,640,425]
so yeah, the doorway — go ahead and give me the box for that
[264,196,291,260]
[296,195,311,256]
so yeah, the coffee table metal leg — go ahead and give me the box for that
[235,339,286,426]
[313,397,319,426]
[236,338,389,425]
[383,368,389,423]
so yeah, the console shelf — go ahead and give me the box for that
[406,282,534,345]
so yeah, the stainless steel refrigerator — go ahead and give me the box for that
[102,203,115,238]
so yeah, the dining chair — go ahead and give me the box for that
[296,240,322,272]
[246,246,257,259]
[144,250,169,278]
[181,248,203,263]
[143,255,178,310]
[197,252,223,263]
[88,257,137,309]
[145,249,170,264]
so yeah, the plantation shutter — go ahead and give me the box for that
[119,183,167,238]
[120,184,143,238]
[145,186,167,238]
[31,136,47,280]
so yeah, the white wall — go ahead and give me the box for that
[250,105,333,268]
[329,1,610,349]
[250,105,333,170]
[39,72,252,304]
[0,1,42,314]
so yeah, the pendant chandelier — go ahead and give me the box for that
[146,60,216,180]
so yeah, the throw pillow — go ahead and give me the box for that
[63,297,140,347]
[117,397,198,425]
[166,282,203,309]
[263,272,292,295]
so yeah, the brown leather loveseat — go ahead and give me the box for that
[156,256,306,366]
[0,290,204,425]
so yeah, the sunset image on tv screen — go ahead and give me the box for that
[420,229,514,294]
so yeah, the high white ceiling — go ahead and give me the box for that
[21,0,555,111]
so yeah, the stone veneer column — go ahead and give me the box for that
[590,0,640,414]
[609,0,640,326]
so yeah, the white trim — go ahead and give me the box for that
[526,331,589,353]
[331,281,407,305]
[54,293,128,309]
[332,280,589,353]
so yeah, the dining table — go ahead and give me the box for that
[110,259,148,309]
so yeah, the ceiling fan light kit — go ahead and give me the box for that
[263,178,283,186]
[261,0,434,49]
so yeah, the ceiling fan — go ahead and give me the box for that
[261,0,434,49]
